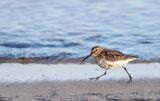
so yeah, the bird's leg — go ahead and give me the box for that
[89,71,107,80]
[123,67,132,83]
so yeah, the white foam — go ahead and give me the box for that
[0,63,159,82]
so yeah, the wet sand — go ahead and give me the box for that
[0,80,160,101]
[0,63,159,101]
[0,63,160,82]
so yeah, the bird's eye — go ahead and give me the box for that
[91,49,96,53]
[94,49,97,52]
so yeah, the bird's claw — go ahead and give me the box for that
[89,77,99,81]
[127,79,132,83]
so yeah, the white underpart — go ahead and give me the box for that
[97,58,137,70]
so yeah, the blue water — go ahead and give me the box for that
[0,0,160,60]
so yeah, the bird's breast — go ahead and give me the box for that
[95,58,112,70]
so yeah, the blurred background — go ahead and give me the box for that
[0,0,160,61]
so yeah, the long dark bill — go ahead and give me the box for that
[81,54,91,62]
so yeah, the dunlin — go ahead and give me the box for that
[82,46,138,83]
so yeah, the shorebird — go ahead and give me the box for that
[82,46,138,83]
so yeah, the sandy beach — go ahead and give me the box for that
[0,80,160,101]
[0,63,159,101]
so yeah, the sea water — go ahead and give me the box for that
[0,0,160,61]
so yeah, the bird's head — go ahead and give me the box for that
[82,46,104,62]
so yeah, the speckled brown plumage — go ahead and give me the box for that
[97,48,136,61]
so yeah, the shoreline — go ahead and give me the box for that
[0,57,160,64]
[0,63,159,100]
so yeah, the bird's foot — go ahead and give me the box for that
[89,77,99,81]
[127,79,132,83]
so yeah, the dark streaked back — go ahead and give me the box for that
[97,48,131,61]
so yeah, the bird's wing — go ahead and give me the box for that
[99,49,129,61]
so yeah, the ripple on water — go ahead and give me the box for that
[0,0,160,60]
